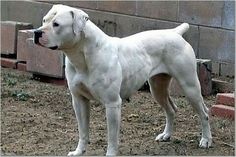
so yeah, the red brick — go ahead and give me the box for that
[1,21,33,55]
[17,62,27,72]
[17,30,34,62]
[1,58,17,69]
[216,93,235,107]
[1,21,16,55]
[26,39,65,78]
[197,59,212,96]
[210,104,235,120]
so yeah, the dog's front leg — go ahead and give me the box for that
[105,98,122,156]
[68,95,90,156]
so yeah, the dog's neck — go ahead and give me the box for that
[63,20,110,73]
[83,20,109,43]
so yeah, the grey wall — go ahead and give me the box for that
[1,0,235,76]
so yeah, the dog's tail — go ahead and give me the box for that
[174,23,189,36]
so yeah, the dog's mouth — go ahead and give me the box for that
[36,43,58,50]
[49,46,58,50]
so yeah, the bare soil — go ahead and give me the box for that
[1,67,235,156]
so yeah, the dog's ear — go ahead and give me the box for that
[70,9,89,35]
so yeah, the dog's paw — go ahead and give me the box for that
[106,151,117,156]
[106,152,117,156]
[106,146,118,156]
[199,137,212,148]
[67,149,85,156]
[155,132,171,142]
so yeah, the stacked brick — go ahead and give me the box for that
[1,21,33,70]
[1,21,65,79]
[1,21,33,55]
[211,93,235,120]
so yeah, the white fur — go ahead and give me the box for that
[35,5,212,156]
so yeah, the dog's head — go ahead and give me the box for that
[34,4,89,50]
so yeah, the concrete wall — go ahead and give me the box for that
[1,0,235,77]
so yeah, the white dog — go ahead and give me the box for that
[34,4,212,156]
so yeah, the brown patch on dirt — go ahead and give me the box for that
[1,68,235,156]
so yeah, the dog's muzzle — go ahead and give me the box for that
[34,29,43,44]
[33,30,58,50]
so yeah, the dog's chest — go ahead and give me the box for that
[68,74,95,100]
[79,83,94,99]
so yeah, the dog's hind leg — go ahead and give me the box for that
[148,73,177,141]
[169,46,212,147]
[175,71,212,148]
[166,42,212,148]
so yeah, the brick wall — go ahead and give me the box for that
[1,0,235,77]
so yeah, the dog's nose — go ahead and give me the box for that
[34,30,43,44]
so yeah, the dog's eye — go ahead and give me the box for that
[43,19,46,23]
[53,22,59,27]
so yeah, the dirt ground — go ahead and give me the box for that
[1,67,235,156]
